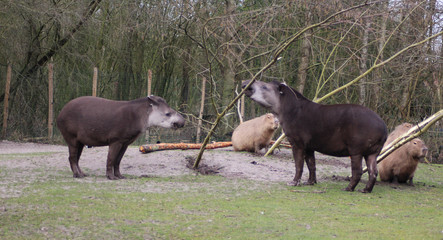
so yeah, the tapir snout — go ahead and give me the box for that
[242,80,254,97]
[173,118,185,129]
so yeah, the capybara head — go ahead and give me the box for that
[387,123,413,142]
[263,113,279,130]
[406,138,428,160]
[147,96,185,129]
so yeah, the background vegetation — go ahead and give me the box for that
[0,0,442,161]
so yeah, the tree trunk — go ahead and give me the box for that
[373,0,389,109]
[221,0,236,109]
[426,0,437,53]
[0,0,103,103]
[297,11,312,94]
[180,0,192,111]
[438,32,443,110]
[220,0,237,134]
[359,17,371,105]
[180,46,191,111]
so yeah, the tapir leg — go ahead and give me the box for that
[106,143,124,180]
[289,147,305,186]
[361,154,378,193]
[344,154,363,192]
[68,143,86,178]
[113,145,128,179]
[407,176,414,186]
[305,150,317,185]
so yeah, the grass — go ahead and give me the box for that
[0,152,56,160]
[0,153,442,239]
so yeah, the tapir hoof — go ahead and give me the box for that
[73,173,87,178]
[107,174,120,180]
[116,175,126,179]
[305,179,317,185]
[287,180,301,186]
[342,187,354,192]
[359,188,372,193]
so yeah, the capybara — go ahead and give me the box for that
[232,113,279,154]
[57,95,185,180]
[243,80,387,193]
[379,123,428,185]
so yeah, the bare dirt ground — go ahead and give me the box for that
[0,140,352,194]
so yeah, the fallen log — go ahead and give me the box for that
[139,142,233,154]
[139,140,292,154]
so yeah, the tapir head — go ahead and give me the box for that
[242,80,282,114]
[147,96,185,129]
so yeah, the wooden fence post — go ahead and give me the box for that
[240,94,245,124]
[2,64,12,139]
[48,62,54,140]
[196,77,206,143]
[92,67,98,97]
[145,69,153,143]
[147,69,152,96]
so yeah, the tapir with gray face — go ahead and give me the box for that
[56,95,185,180]
[242,80,387,193]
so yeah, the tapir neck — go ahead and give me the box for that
[129,97,152,130]
[277,90,316,126]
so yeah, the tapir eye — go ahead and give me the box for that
[165,112,171,117]
[262,86,267,90]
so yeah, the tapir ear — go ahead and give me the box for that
[147,95,158,106]
[278,83,286,95]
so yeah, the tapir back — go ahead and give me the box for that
[56,96,148,146]
[323,104,386,154]
[282,100,387,157]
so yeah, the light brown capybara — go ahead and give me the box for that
[232,113,279,154]
[378,123,428,186]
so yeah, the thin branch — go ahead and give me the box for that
[193,1,379,168]
[359,109,443,175]
[314,8,369,99]
[265,30,443,156]
[315,30,443,102]
[0,0,103,103]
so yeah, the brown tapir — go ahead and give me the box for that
[242,80,387,193]
[56,95,185,180]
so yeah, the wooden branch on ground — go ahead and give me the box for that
[192,1,377,169]
[139,140,291,154]
[359,109,442,175]
[140,142,232,154]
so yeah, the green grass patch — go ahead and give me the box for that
[1,176,442,239]
[1,163,442,239]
